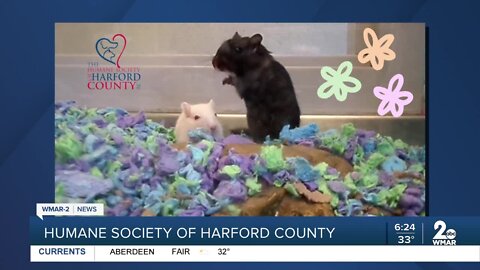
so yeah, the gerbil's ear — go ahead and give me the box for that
[209,99,215,108]
[250,34,263,46]
[181,102,192,118]
[233,32,241,39]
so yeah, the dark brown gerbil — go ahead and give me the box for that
[212,32,301,143]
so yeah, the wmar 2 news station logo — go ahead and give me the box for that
[432,220,457,245]
[86,33,142,91]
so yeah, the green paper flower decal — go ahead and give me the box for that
[317,61,362,102]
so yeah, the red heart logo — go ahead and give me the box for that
[112,34,127,68]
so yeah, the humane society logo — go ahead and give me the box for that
[96,34,126,68]
[86,33,142,91]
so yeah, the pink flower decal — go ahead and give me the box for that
[374,74,414,117]
[357,27,396,71]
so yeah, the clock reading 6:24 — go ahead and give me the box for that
[394,224,415,231]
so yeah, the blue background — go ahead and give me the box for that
[1,0,479,269]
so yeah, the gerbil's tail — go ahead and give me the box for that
[229,128,251,137]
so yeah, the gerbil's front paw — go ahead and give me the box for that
[222,76,234,86]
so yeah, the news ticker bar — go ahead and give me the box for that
[30,245,480,262]
[30,217,480,245]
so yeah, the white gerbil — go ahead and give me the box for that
[174,99,224,144]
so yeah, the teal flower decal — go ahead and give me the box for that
[317,61,362,102]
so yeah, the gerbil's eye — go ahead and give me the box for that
[234,47,242,53]
[194,115,200,120]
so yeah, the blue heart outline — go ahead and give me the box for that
[95,38,119,66]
